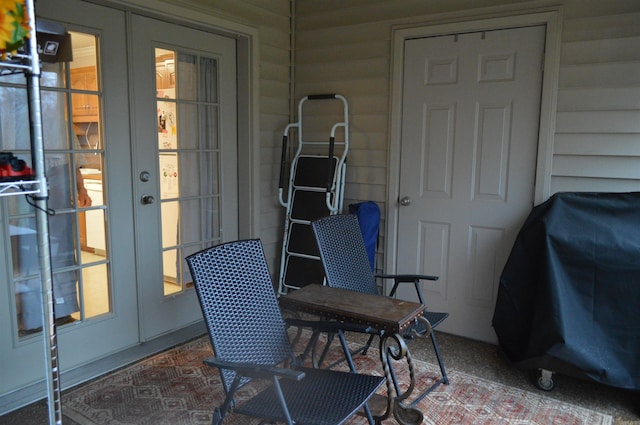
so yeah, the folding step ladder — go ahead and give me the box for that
[277,94,349,294]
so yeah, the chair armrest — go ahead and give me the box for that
[285,317,376,335]
[375,273,438,282]
[204,356,305,381]
[375,274,438,302]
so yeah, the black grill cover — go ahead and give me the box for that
[493,192,640,390]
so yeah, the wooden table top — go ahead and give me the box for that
[279,284,425,334]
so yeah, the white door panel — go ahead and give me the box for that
[397,26,545,342]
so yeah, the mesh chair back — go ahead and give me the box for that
[186,240,294,392]
[312,214,378,295]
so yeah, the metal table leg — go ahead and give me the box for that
[376,333,423,425]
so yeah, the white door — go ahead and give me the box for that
[130,15,238,339]
[0,0,138,395]
[396,26,545,343]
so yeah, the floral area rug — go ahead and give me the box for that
[62,332,613,425]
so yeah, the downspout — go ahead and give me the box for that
[289,0,296,122]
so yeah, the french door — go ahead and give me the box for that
[129,14,238,339]
[0,0,138,396]
[0,0,238,401]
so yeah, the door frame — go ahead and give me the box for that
[385,9,562,281]
[128,13,240,340]
[116,0,260,339]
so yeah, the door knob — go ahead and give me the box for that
[399,196,411,206]
[141,194,155,204]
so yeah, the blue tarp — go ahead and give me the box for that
[349,201,380,270]
[493,192,640,390]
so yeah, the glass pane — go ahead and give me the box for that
[69,32,97,73]
[198,57,218,102]
[9,217,38,279]
[177,53,197,101]
[182,255,193,288]
[177,103,197,149]
[69,66,97,91]
[157,99,177,149]
[179,152,218,197]
[159,154,179,200]
[46,156,73,210]
[50,268,80,321]
[179,152,197,197]
[181,256,192,288]
[41,62,65,89]
[201,197,221,242]
[155,48,175,98]
[75,123,102,155]
[0,79,31,151]
[163,248,181,296]
[11,216,42,336]
[180,198,219,245]
[181,245,202,284]
[180,199,200,245]
[161,201,179,249]
[81,167,104,205]
[77,152,103,181]
[71,92,100,122]
[41,91,71,150]
[6,186,31,214]
[79,263,110,318]
[50,212,78,268]
[204,151,219,194]
[200,105,219,150]
[16,277,41,336]
[83,208,106,256]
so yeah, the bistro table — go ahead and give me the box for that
[279,284,428,425]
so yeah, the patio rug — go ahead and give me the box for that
[62,332,613,425]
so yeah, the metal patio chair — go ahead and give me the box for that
[186,239,384,425]
[311,214,450,403]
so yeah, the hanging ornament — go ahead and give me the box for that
[1,0,29,59]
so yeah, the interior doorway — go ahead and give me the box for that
[388,14,561,343]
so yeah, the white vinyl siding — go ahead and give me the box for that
[553,10,640,193]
